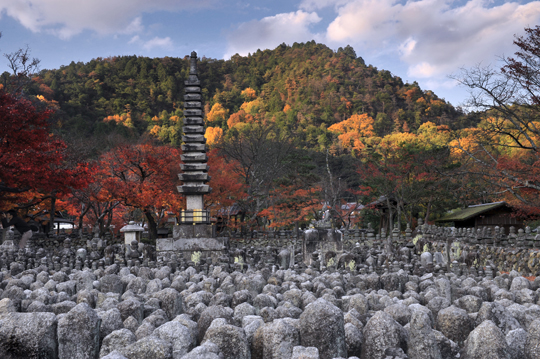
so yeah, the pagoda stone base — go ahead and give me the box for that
[156,224,228,258]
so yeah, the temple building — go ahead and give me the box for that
[437,201,524,235]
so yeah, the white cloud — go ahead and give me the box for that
[323,0,540,78]
[142,36,173,50]
[398,37,416,58]
[224,10,322,59]
[0,0,216,39]
[128,35,141,44]
[408,61,438,78]
[122,17,144,35]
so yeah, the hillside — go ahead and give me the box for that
[27,41,473,151]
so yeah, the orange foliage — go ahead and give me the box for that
[449,128,482,159]
[328,113,375,152]
[259,184,321,228]
[205,149,246,213]
[403,87,420,102]
[283,104,292,113]
[39,84,54,100]
[103,114,134,128]
[98,142,184,215]
[36,95,60,110]
[228,111,244,129]
[241,87,257,100]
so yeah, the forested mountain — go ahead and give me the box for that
[9,39,536,235]
[17,41,473,151]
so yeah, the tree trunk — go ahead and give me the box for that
[386,197,393,256]
[145,209,158,241]
[78,203,90,239]
[386,197,393,235]
[424,197,432,224]
[49,193,56,236]
[397,202,402,233]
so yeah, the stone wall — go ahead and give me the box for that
[1,221,539,278]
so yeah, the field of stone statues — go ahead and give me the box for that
[1,227,540,359]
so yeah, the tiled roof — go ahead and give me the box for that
[437,202,507,222]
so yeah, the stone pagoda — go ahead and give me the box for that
[156,51,226,259]
[178,51,211,219]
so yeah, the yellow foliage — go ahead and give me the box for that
[240,98,263,115]
[379,132,418,151]
[205,127,224,146]
[416,121,451,148]
[150,125,161,136]
[36,94,60,109]
[207,103,229,123]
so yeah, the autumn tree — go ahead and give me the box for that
[204,149,246,217]
[357,123,454,232]
[258,148,321,229]
[97,142,183,240]
[205,127,224,146]
[259,184,321,229]
[57,163,124,238]
[454,25,540,214]
[0,90,90,215]
[216,119,295,226]
[328,113,376,153]
[206,103,229,124]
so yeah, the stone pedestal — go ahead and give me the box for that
[302,228,343,266]
[156,224,227,262]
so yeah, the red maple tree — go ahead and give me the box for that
[0,90,90,215]
[96,142,184,240]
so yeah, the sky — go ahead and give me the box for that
[1,0,540,107]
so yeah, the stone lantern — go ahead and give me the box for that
[120,221,144,246]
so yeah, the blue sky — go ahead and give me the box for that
[1,0,540,106]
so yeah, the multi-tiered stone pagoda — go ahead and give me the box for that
[156,51,226,257]
[178,51,211,223]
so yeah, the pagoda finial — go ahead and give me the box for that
[190,51,197,75]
